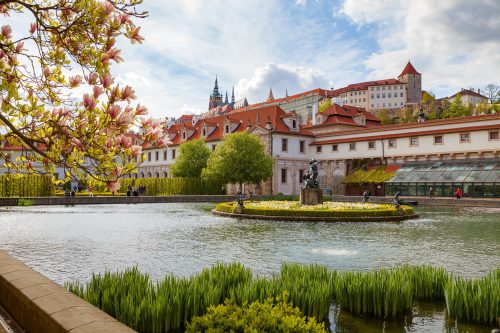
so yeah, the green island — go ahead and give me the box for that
[214,200,416,220]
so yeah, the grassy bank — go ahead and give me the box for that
[66,264,498,333]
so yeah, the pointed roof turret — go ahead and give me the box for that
[231,86,235,105]
[211,75,221,97]
[267,87,275,101]
[398,61,421,77]
[285,89,289,98]
[224,91,228,104]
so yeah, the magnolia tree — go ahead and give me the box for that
[0,0,168,191]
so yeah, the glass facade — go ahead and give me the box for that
[385,159,500,197]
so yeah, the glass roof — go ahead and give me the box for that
[386,159,500,184]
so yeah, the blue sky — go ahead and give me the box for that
[111,0,500,119]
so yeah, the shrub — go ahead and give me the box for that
[0,174,53,197]
[119,177,223,196]
[186,293,326,333]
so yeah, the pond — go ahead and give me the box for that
[1,203,499,332]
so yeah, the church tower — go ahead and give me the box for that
[398,61,422,105]
[208,76,223,110]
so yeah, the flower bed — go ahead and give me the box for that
[215,201,414,218]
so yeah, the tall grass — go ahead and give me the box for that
[66,264,499,333]
[445,269,500,324]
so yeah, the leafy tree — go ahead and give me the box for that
[0,1,168,191]
[376,109,393,125]
[441,94,472,119]
[475,102,489,115]
[396,106,417,123]
[170,139,211,178]
[186,293,326,333]
[202,132,273,192]
[421,91,435,104]
[318,98,331,113]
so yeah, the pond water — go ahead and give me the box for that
[0,203,499,332]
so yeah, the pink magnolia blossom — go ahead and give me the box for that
[69,75,83,88]
[100,1,115,16]
[1,25,12,39]
[110,85,121,100]
[0,5,9,16]
[135,104,148,116]
[100,74,113,88]
[15,42,25,53]
[88,72,98,85]
[106,180,121,193]
[120,14,130,24]
[121,85,136,101]
[29,23,37,34]
[105,38,116,51]
[0,50,5,60]
[102,48,123,64]
[106,138,114,150]
[43,67,51,77]
[93,85,103,99]
[130,27,145,44]
[71,138,84,150]
[83,94,97,111]
[130,145,142,158]
[116,113,133,126]
[116,134,132,148]
[107,104,121,119]
[25,161,33,170]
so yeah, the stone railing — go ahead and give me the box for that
[0,251,136,333]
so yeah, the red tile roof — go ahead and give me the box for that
[450,89,488,99]
[398,61,421,77]
[307,104,382,129]
[330,79,403,97]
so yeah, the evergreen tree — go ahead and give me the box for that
[441,94,471,118]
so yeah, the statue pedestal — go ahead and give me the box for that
[300,188,323,206]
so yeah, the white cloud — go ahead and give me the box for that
[235,63,332,103]
[341,0,500,97]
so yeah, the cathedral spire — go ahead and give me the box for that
[267,87,275,101]
[285,89,289,98]
[212,75,220,97]
[231,86,235,105]
[224,91,228,104]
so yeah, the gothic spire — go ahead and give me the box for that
[224,91,228,104]
[267,87,274,101]
[231,86,235,105]
[212,75,220,97]
[285,89,289,98]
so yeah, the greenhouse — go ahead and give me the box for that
[384,159,500,197]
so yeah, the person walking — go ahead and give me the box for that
[362,190,370,203]
[455,187,462,199]
[428,186,434,198]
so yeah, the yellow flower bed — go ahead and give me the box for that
[216,201,414,218]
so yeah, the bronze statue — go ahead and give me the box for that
[303,159,320,188]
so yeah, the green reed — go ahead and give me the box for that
[65,264,499,332]
[444,269,499,324]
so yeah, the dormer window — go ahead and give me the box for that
[225,124,229,133]
[202,127,206,137]
[292,119,297,129]
[182,131,186,140]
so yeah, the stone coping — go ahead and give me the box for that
[0,251,136,333]
[212,209,419,222]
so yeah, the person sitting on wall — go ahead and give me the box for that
[455,187,462,199]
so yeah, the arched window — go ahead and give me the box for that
[163,172,168,178]
[134,173,137,179]
[155,172,160,178]
[147,172,152,178]
[140,172,144,178]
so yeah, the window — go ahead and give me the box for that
[281,138,288,152]
[212,144,217,151]
[155,151,159,161]
[460,133,470,143]
[382,93,386,98]
[202,128,206,136]
[363,98,366,102]
[388,93,392,98]
[281,168,287,183]
[400,102,404,106]
[371,94,374,99]
[147,152,151,162]
[410,137,419,146]
[332,144,338,152]
[349,143,356,150]
[172,149,176,159]
[316,146,322,153]
[163,150,167,160]
[382,103,386,107]
[350,92,352,96]
[299,169,304,183]
[400,92,403,97]
[292,119,297,129]
[377,94,380,98]
[382,86,385,90]
[376,87,380,91]
[388,103,392,107]
[434,135,443,144]
[368,141,375,149]
[388,139,397,148]
[182,131,186,140]
[388,86,392,90]
[371,104,374,108]
[489,131,499,140]
[225,124,229,133]
[299,140,305,153]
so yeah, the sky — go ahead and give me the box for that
[7,0,499,119]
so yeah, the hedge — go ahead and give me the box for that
[343,167,395,184]
[0,174,53,197]
[119,177,223,196]
[215,201,414,218]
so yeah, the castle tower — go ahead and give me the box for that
[398,61,421,105]
[224,91,229,105]
[208,76,223,110]
[231,86,235,106]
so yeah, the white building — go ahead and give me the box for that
[446,88,488,107]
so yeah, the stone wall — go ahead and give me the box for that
[0,251,136,333]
